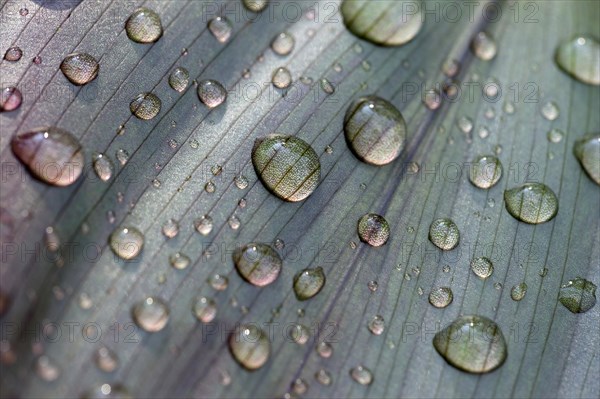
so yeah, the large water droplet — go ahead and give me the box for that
[130,92,161,120]
[357,213,389,247]
[573,134,600,185]
[429,287,453,308]
[344,96,407,165]
[510,282,528,301]
[132,297,169,332]
[233,243,282,287]
[555,36,600,85]
[368,315,385,335]
[60,53,99,85]
[208,17,233,43]
[341,0,423,46]
[559,277,596,313]
[93,153,114,182]
[229,324,270,370]
[469,155,502,189]
[243,0,269,12]
[433,315,507,374]
[272,67,292,89]
[271,32,295,55]
[428,218,459,250]
[504,183,558,224]
[471,257,494,279]
[471,32,497,60]
[194,215,213,235]
[252,134,321,202]
[126,8,163,43]
[109,226,144,260]
[192,296,217,323]
[293,267,325,300]
[197,79,227,108]
[169,67,189,92]
[1,86,22,112]
[4,46,23,62]
[350,365,373,385]
[11,127,84,186]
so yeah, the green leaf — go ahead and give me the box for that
[1,1,598,398]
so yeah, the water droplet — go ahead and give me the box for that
[478,126,490,139]
[469,155,502,189]
[470,257,493,279]
[169,252,190,270]
[361,60,371,71]
[208,17,233,43]
[272,67,292,89]
[299,76,313,85]
[35,355,60,381]
[1,86,22,112]
[320,78,335,94]
[333,62,343,73]
[293,267,325,300]
[350,366,373,386]
[126,8,163,43]
[234,175,249,189]
[197,79,227,108]
[546,128,564,144]
[315,369,332,386]
[510,282,528,301]
[229,324,270,370]
[95,347,118,373]
[457,116,473,134]
[130,92,161,120]
[92,154,114,182]
[484,107,495,119]
[433,315,507,374]
[107,210,116,224]
[109,226,144,260]
[292,378,309,395]
[494,282,503,290]
[443,265,451,273]
[555,36,600,85]
[233,243,282,287]
[252,134,321,202]
[132,297,169,332]
[19,7,28,16]
[344,96,407,165]
[573,134,600,185]
[60,53,99,85]
[228,215,241,230]
[357,213,390,247]
[243,0,269,12]
[423,88,442,110]
[341,0,423,46]
[78,292,93,310]
[11,127,83,186]
[442,58,460,77]
[4,46,22,62]
[169,67,189,92]
[152,178,161,188]
[189,139,200,149]
[559,277,596,313]
[204,180,216,193]
[81,383,131,399]
[161,218,179,239]
[316,342,333,358]
[209,274,229,291]
[504,183,558,224]
[539,267,548,277]
[541,101,559,121]
[429,287,453,308]
[271,32,295,55]
[368,315,385,335]
[32,55,42,64]
[288,324,310,345]
[428,218,459,250]
[194,215,213,236]
[192,296,217,322]
[368,280,378,292]
[115,148,129,166]
[471,32,497,60]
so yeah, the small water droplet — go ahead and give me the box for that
[539,267,548,277]
[429,218,460,250]
[0,86,22,112]
[60,53,99,85]
[333,62,343,73]
[423,88,442,110]
[271,32,295,55]
[161,219,179,239]
[126,8,163,43]
[130,92,161,120]
[229,324,270,370]
[484,107,495,119]
[169,67,189,92]
[19,8,28,16]
[109,226,144,260]
[32,55,42,65]
[510,282,528,301]
[433,315,507,374]
[503,101,515,114]
[541,101,559,121]
[192,296,217,323]
[478,126,490,139]
[228,215,241,230]
[357,213,390,247]
[361,60,371,71]
[132,297,169,332]
[504,183,559,224]
[442,58,460,77]
[559,277,596,313]
[189,139,200,149]
[494,282,503,290]
[208,16,233,43]
[555,36,600,85]
[344,96,407,165]
[471,31,497,60]
[293,267,325,300]
[546,128,564,143]
[320,78,335,94]
[4,46,22,62]
[350,365,373,386]
[169,252,190,270]
[443,265,451,273]
[78,293,93,310]
[272,67,292,89]
[368,280,378,292]
[107,210,116,224]
[197,80,227,108]
[234,174,249,190]
[471,257,493,279]
[233,243,282,287]
[457,116,473,134]
[315,369,332,386]
[11,127,83,186]
[429,287,453,308]
[316,342,333,358]
[205,180,216,193]
[292,378,309,395]
[194,215,213,236]
[92,153,114,182]
[368,315,385,335]
[469,155,502,189]
[299,76,313,85]
[35,356,60,381]
[94,347,118,373]
[288,324,310,345]
[115,148,129,166]
[252,135,320,202]
[573,134,600,185]
[243,0,269,12]
[209,274,229,291]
